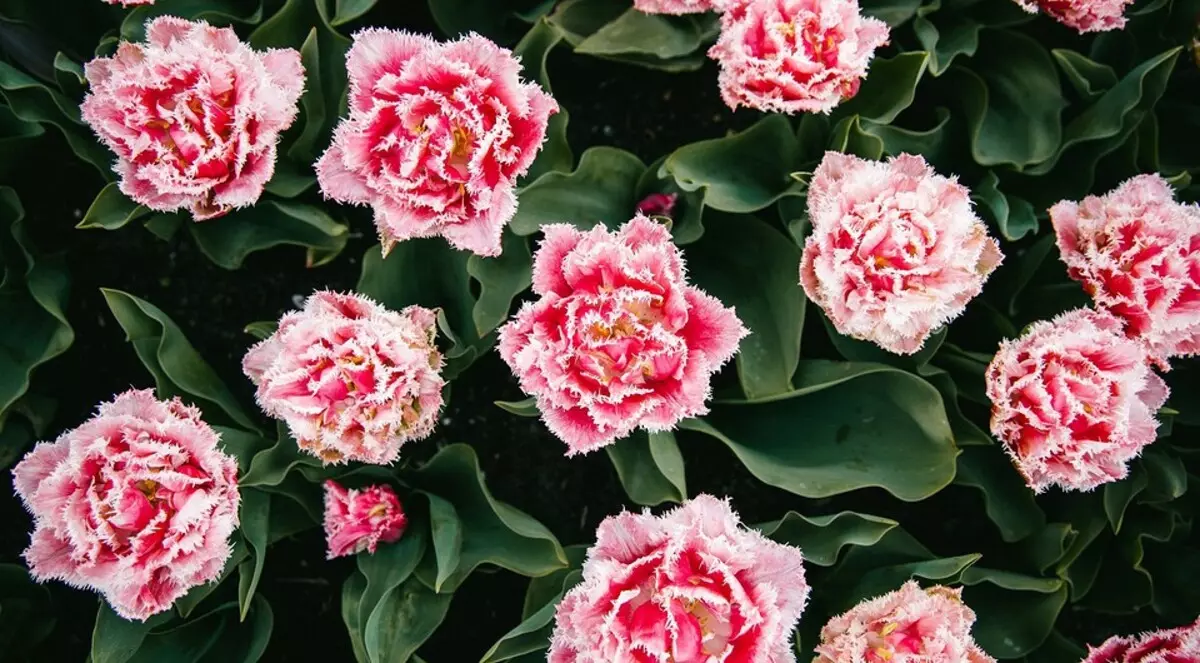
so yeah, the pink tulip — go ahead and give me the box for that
[549,495,809,662]
[815,582,995,663]
[322,480,407,558]
[1051,174,1200,367]
[80,17,303,220]
[709,0,889,114]
[635,192,679,218]
[1014,0,1132,32]
[986,308,1168,493]
[11,390,240,621]
[801,152,1002,355]
[498,216,747,455]
[243,291,444,466]
[634,0,727,13]
[1081,617,1200,662]
[316,29,558,257]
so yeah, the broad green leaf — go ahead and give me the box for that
[174,537,250,619]
[237,489,271,620]
[363,577,453,663]
[685,212,803,399]
[1024,631,1087,663]
[467,230,532,336]
[423,492,464,592]
[1137,449,1186,504]
[914,11,981,75]
[820,314,946,371]
[947,29,1064,168]
[357,513,429,632]
[514,19,573,183]
[0,564,54,657]
[757,511,898,566]
[91,605,172,663]
[961,568,1068,658]
[972,170,1038,241]
[495,397,539,417]
[662,115,802,213]
[823,528,978,609]
[188,200,349,270]
[407,444,566,592]
[100,289,258,430]
[511,147,646,235]
[240,430,324,488]
[481,570,583,663]
[427,0,549,41]
[0,61,110,174]
[522,545,587,619]
[637,155,706,245]
[0,188,73,420]
[955,445,1045,542]
[861,107,955,167]
[862,0,923,25]
[78,182,148,230]
[123,599,273,663]
[829,115,885,160]
[686,362,959,501]
[333,0,375,25]
[120,0,263,41]
[1052,49,1117,101]
[342,571,370,662]
[606,430,687,506]
[576,10,715,62]
[546,0,628,46]
[1102,465,1148,533]
[838,52,929,123]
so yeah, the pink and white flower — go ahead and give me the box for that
[1081,617,1200,662]
[322,480,407,558]
[814,581,995,663]
[1013,0,1132,32]
[498,216,748,455]
[1051,174,1200,366]
[985,308,1168,493]
[635,192,679,218]
[316,30,558,257]
[103,0,154,6]
[243,291,444,466]
[801,152,1002,355]
[81,17,303,220]
[11,389,240,621]
[549,495,809,663]
[634,0,726,14]
[708,0,889,114]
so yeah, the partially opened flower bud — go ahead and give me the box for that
[1013,0,1132,32]
[1081,617,1200,662]
[322,480,407,558]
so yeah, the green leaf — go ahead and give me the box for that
[961,568,1068,658]
[946,29,1065,168]
[237,489,271,621]
[120,0,263,41]
[407,444,566,592]
[0,61,110,174]
[513,19,573,183]
[0,564,54,656]
[574,10,717,71]
[546,0,628,46]
[342,571,370,663]
[423,492,464,592]
[78,183,149,230]
[972,170,1038,241]
[188,200,349,270]
[828,115,884,160]
[426,0,550,41]
[860,107,955,166]
[685,212,803,399]
[757,511,899,566]
[511,147,646,235]
[100,289,258,430]
[823,528,979,608]
[91,604,172,663]
[914,11,981,76]
[243,321,278,341]
[686,362,959,501]
[955,445,1045,542]
[861,0,923,25]
[637,155,706,245]
[1103,466,1148,533]
[332,0,375,25]
[495,397,539,417]
[0,188,73,421]
[363,577,453,663]
[481,570,583,663]
[1052,49,1117,101]
[838,52,929,123]
[662,115,802,213]
[467,230,532,337]
[358,239,476,346]
[241,431,324,488]
[357,513,429,634]
[820,314,946,371]
[606,430,687,506]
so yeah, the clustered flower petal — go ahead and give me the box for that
[103,0,154,6]
[634,0,728,14]
[243,291,445,466]
[81,17,303,220]
[322,480,407,559]
[636,192,679,218]
[12,389,240,621]
[985,308,1168,493]
[1082,617,1200,663]
[1013,0,1132,33]
[801,152,1003,355]
[316,29,558,257]
[549,495,809,663]
[1051,174,1200,367]
[708,0,889,114]
[814,581,995,663]
[498,216,748,455]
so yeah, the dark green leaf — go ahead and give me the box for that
[511,147,646,235]
[243,321,278,341]
[332,0,375,26]
[0,564,54,656]
[757,511,898,566]
[495,397,539,417]
[467,230,532,337]
[481,570,583,662]
[514,19,572,183]
[237,489,271,620]
[972,171,1038,241]
[357,513,428,631]
[188,200,349,270]
[576,10,716,69]
[1102,466,1148,533]
[961,568,1067,657]
[423,492,464,592]
[914,10,981,76]
[91,605,172,663]
[78,183,148,230]
[955,445,1045,542]
[606,430,686,506]
[0,61,110,174]
[1052,49,1117,101]
[241,432,324,488]
[838,52,929,123]
[121,0,263,41]
[363,577,453,663]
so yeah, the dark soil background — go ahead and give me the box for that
[0,3,1183,661]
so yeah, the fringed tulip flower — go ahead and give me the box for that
[1051,174,1200,367]
[498,216,748,455]
[548,495,809,663]
[322,480,407,558]
[243,291,444,466]
[104,0,154,5]
[1082,617,1200,663]
[801,152,1003,355]
[636,192,679,218]
[1013,0,1132,32]
[708,0,889,114]
[634,0,726,13]
[316,29,558,257]
[11,390,240,621]
[986,308,1168,493]
[814,581,995,663]
[80,17,303,220]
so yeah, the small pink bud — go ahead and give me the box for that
[322,480,407,558]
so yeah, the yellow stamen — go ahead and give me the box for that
[879,622,899,636]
